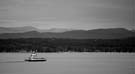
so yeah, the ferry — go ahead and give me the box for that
[25,51,47,62]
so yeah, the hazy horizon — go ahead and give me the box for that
[0,0,134,30]
[0,25,133,30]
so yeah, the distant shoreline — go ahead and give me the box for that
[0,37,134,52]
[0,52,134,53]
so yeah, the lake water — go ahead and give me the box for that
[0,53,134,74]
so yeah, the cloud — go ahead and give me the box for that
[0,0,134,30]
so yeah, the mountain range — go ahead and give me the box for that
[0,26,72,33]
[0,26,134,39]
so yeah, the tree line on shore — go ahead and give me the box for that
[0,37,134,52]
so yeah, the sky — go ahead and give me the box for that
[0,0,134,30]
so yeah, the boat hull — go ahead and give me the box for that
[25,58,47,62]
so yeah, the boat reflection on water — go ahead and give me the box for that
[25,51,47,62]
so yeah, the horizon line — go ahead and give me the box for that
[0,26,133,30]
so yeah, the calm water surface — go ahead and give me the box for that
[0,53,134,74]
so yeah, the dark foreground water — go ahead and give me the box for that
[0,53,134,74]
